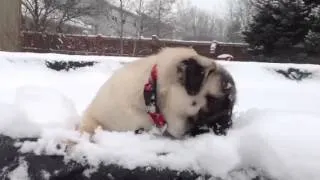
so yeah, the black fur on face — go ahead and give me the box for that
[177,58,205,96]
[186,66,237,137]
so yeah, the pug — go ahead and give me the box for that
[78,47,236,139]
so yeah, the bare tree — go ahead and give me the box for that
[55,1,97,33]
[238,0,254,29]
[21,0,96,33]
[133,0,145,38]
[225,0,254,42]
[108,0,135,55]
[132,0,145,55]
[175,3,223,41]
[144,0,177,38]
[119,0,125,55]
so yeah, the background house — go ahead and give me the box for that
[80,0,175,38]
[21,15,93,35]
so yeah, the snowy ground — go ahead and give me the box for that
[1,51,320,180]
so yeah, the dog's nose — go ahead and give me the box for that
[198,107,209,115]
[191,108,208,126]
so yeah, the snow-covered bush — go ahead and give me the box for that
[243,0,309,53]
[45,61,98,71]
[275,67,313,81]
[304,30,320,53]
[305,5,320,53]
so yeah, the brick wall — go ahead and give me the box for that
[21,31,250,60]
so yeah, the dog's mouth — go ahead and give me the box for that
[156,108,232,139]
[197,109,231,126]
[187,108,232,136]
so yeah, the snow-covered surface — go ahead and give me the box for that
[1,51,320,179]
[7,158,30,180]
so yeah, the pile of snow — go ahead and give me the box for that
[7,158,30,180]
[1,51,320,179]
[217,54,234,60]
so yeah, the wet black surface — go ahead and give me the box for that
[0,135,271,180]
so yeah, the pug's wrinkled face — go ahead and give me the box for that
[173,58,236,138]
[188,65,236,136]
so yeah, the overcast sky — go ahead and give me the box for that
[189,0,228,17]
[112,0,229,17]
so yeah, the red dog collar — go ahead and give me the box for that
[143,64,167,128]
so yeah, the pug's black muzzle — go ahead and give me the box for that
[186,108,233,137]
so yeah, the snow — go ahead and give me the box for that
[235,110,320,180]
[211,40,249,47]
[40,170,51,180]
[7,158,30,180]
[1,51,320,179]
[0,103,41,138]
[217,54,234,60]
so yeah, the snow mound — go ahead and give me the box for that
[7,158,30,180]
[14,86,80,129]
[233,109,320,180]
[217,54,234,60]
[0,103,40,138]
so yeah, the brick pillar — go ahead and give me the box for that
[0,0,21,51]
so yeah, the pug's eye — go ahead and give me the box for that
[208,69,215,76]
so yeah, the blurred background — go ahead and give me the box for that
[1,0,320,64]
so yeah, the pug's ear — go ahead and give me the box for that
[177,58,205,96]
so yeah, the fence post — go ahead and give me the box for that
[151,35,162,54]
[0,0,21,51]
